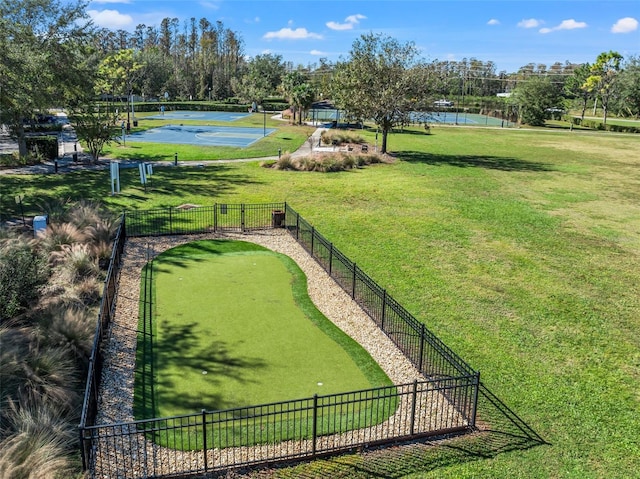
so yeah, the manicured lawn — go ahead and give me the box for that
[3,126,640,477]
[135,239,394,448]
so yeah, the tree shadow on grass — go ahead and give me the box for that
[219,383,547,478]
[399,151,554,172]
[125,163,261,201]
[0,163,260,219]
[135,320,267,420]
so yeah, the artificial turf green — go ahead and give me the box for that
[135,239,392,421]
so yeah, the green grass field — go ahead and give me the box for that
[134,239,395,449]
[2,126,640,477]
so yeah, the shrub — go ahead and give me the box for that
[54,244,99,283]
[0,239,48,322]
[40,223,86,260]
[25,136,58,160]
[263,150,388,173]
[320,130,365,146]
[273,153,296,170]
[36,307,95,363]
[0,401,79,479]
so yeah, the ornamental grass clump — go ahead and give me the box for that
[0,199,118,478]
[264,150,387,173]
[320,130,365,146]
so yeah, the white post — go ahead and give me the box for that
[110,161,120,195]
[139,163,147,185]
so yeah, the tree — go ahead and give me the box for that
[583,51,623,126]
[291,82,316,125]
[565,63,592,120]
[330,33,423,154]
[135,48,171,100]
[280,71,307,123]
[617,55,640,118]
[0,0,92,158]
[68,104,121,163]
[511,76,562,126]
[96,49,143,128]
[234,53,285,105]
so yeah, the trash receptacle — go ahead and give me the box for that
[271,210,285,228]
[133,120,138,127]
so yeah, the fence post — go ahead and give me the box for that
[213,203,217,232]
[296,213,300,239]
[410,380,418,436]
[311,227,315,257]
[202,409,208,471]
[418,323,426,372]
[241,204,246,232]
[283,201,287,228]
[381,289,387,330]
[168,207,173,234]
[312,394,318,456]
[78,426,87,471]
[329,243,333,276]
[352,263,357,299]
[470,372,480,428]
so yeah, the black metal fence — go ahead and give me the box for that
[83,376,477,478]
[284,204,476,380]
[78,217,127,469]
[125,203,286,237]
[79,203,480,478]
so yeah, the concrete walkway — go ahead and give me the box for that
[0,116,328,176]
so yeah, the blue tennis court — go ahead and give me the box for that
[412,111,513,127]
[127,124,276,147]
[147,111,250,121]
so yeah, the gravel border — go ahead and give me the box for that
[93,230,463,477]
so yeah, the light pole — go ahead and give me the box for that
[263,103,266,137]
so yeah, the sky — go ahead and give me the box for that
[83,0,639,72]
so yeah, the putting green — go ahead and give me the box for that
[136,239,391,419]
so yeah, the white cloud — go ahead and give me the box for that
[200,1,221,10]
[487,19,500,26]
[87,9,133,28]
[263,27,322,40]
[539,19,587,34]
[518,18,542,28]
[310,49,325,56]
[611,17,638,33]
[326,13,366,31]
[90,0,131,4]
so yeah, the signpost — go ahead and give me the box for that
[139,162,153,193]
[110,161,120,196]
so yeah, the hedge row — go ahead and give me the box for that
[567,116,640,133]
[128,100,289,113]
[25,135,58,160]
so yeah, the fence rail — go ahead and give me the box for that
[284,204,476,379]
[82,376,477,478]
[79,203,479,478]
[125,203,286,237]
[79,217,127,469]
